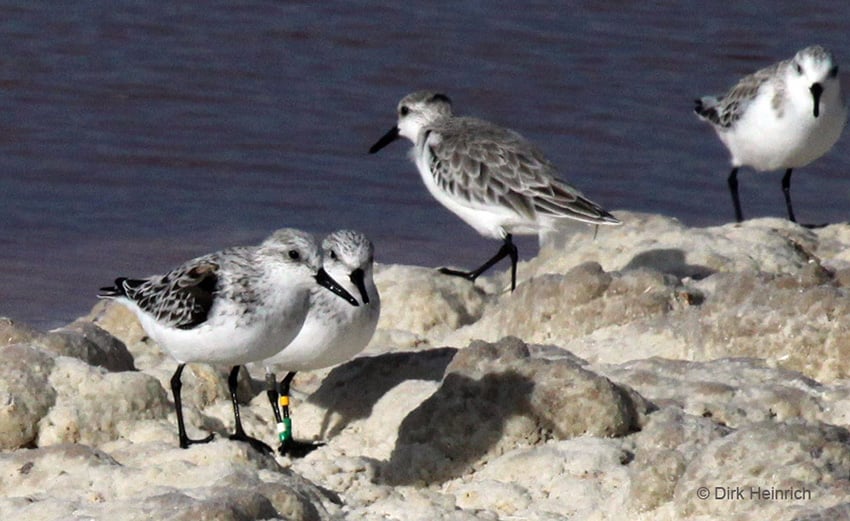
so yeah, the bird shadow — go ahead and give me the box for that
[306,348,458,439]
[374,370,536,486]
[623,248,714,280]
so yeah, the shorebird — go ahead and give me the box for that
[695,45,846,223]
[99,228,357,453]
[262,229,380,456]
[369,90,620,290]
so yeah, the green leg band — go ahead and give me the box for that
[277,417,292,442]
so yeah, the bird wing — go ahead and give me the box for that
[695,60,785,128]
[425,118,618,225]
[102,257,220,330]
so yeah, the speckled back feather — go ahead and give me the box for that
[100,257,223,330]
[694,60,787,128]
[424,116,618,224]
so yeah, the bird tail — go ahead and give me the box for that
[98,278,132,299]
[561,195,622,226]
[694,96,721,122]
[537,182,621,226]
[590,207,621,226]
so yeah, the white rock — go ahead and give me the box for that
[6,213,850,520]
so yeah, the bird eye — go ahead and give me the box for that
[329,250,338,260]
[829,65,839,78]
[400,105,410,116]
[795,63,803,75]
[288,250,300,260]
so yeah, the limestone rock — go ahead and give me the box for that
[0,345,56,449]
[380,337,645,484]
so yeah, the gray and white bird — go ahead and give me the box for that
[261,229,380,456]
[695,45,846,223]
[99,228,357,453]
[369,90,620,291]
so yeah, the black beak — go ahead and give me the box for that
[369,126,400,154]
[349,268,369,305]
[315,268,358,307]
[810,83,823,118]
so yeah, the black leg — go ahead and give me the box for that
[276,371,323,457]
[170,364,214,449]
[278,371,296,445]
[227,365,272,454]
[781,168,797,223]
[439,234,520,291]
[727,167,743,223]
[266,371,282,424]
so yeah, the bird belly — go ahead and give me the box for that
[264,304,378,371]
[721,93,846,171]
[126,298,307,366]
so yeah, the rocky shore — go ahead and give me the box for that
[3,211,850,520]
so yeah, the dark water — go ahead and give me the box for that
[1,1,849,329]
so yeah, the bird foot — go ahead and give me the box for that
[437,266,476,281]
[179,432,215,449]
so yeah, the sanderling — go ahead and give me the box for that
[262,229,380,456]
[99,228,358,453]
[369,90,620,291]
[695,45,847,223]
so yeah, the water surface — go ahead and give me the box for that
[1,1,848,328]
